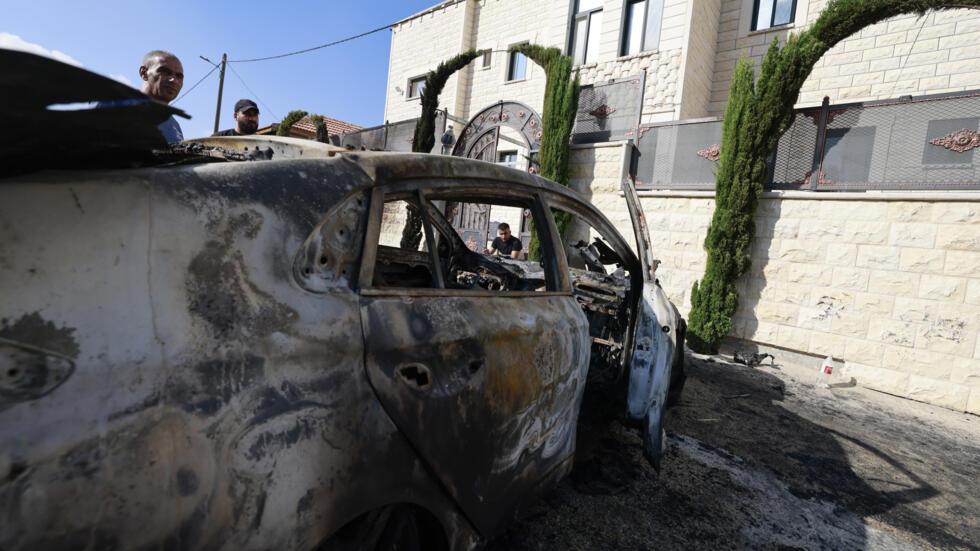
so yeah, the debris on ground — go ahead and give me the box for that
[489,354,980,550]
[733,351,776,368]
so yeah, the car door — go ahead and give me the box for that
[357,183,589,537]
[621,179,679,468]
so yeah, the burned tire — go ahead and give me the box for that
[375,507,423,551]
[319,505,446,551]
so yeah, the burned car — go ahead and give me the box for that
[0,50,685,550]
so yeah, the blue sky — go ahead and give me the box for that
[3,0,437,139]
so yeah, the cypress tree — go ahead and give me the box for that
[687,58,757,353]
[412,50,480,154]
[401,50,481,250]
[311,114,329,143]
[510,44,580,259]
[687,0,980,353]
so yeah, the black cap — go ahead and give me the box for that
[234,99,259,114]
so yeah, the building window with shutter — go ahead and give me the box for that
[407,76,426,99]
[751,0,796,31]
[621,0,664,56]
[570,0,604,65]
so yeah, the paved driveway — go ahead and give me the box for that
[490,355,980,550]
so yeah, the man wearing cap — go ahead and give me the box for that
[213,99,260,136]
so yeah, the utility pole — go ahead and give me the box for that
[212,53,227,134]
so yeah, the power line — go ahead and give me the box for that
[228,23,392,63]
[173,64,218,104]
[227,63,279,121]
[225,2,467,64]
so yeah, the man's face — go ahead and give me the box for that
[498,227,511,240]
[140,56,184,103]
[235,108,259,134]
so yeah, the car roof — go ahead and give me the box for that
[182,134,589,203]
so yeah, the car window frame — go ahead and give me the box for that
[359,179,571,297]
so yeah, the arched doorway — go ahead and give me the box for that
[448,102,543,251]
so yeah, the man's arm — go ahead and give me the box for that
[510,238,523,259]
[485,237,500,255]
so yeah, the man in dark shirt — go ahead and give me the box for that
[485,223,523,259]
[213,99,260,136]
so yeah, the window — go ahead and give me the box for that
[498,151,518,169]
[621,0,664,56]
[432,194,552,292]
[407,76,426,99]
[481,49,492,69]
[507,49,528,82]
[373,197,436,288]
[751,0,796,31]
[570,0,604,65]
[365,188,556,293]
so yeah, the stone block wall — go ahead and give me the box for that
[708,0,980,115]
[628,191,980,414]
[386,0,700,124]
[385,1,472,123]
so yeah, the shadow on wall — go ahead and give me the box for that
[734,198,780,345]
[489,357,975,549]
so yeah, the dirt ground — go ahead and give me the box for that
[488,354,980,550]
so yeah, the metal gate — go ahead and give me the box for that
[450,102,544,250]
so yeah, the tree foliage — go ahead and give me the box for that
[412,50,480,154]
[310,114,329,143]
[276,110,308,137]
[687,0,980,353]
[510,44,580,259]
[400,50,481,250]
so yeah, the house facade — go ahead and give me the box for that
[382,0,980,414]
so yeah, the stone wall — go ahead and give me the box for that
[386,0,697,124]
[708,0,980,115]
[385,1,472,123]
[626,190,980,414]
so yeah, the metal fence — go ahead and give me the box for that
[337,111,446,153]
[572,75,645,145]
[633,91,980,191]
[633,117,722,190]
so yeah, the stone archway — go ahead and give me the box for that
[448,102,543,249]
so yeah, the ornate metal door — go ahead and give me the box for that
[447,202,490,252]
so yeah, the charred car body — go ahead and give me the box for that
[0,50,685,550]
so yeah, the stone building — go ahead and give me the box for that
[380,0,980,414]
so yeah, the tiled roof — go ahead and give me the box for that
[292,115,362,136]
